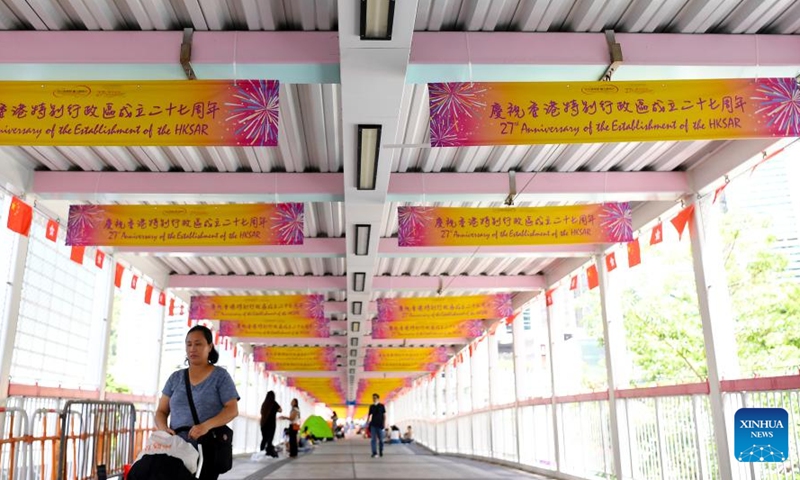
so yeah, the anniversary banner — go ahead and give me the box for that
[66,203,304,247]
[0,80,279,146]
[397,203,632,247]
[371,319,485,339]
[363,347,449,371]
[253,346,338,371]
[190,294,324,322]
[289,378,345,405]
[376,294,512,323]
[429,78,800,147]
[218,319,330,338]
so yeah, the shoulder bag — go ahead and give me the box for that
[183,369,233,474]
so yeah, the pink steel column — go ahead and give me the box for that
[689,197,740,480]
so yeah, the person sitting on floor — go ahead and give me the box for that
[389,425,402,444]
[401,425,414,444]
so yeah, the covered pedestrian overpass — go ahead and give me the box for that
[0,1,799,479]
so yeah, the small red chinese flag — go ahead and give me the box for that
[158,291,166,306]
[114,263,124,288]
[94,250,105,269]
[45,219,59,242]
[130,275,138,290]
[504,313,518,326]
[187,317,192,327]
[233,344,238,357]
[7,197,33,236]
[70,245,85,265]
[169,298,175,316]
[468,344,474,357]
[545,288,555,306]
[650,223,663,246]
[586,264,599,290]
[627,239,641,268]
[144,284,153,305]
[569,275,578,291]
[605,252,617,272]
[671,204,695,240]
[180,305,185,316]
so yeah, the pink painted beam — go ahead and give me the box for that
[379,238,597,258]
[388,172,690,203]
[325,301,377,315]
[36,171,685,203]
[411,32,800,67]
[0,31,339,65]
[116,238,346,258]
[33,172,343,203]
[371,275,544,291]
[170,274,544,291]
[169,275,346,291]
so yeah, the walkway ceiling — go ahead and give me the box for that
[0,0,798,403]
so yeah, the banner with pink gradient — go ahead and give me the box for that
[398,203,632,247]
[429,78,800,147]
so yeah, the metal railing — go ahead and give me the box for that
[396,374,800,480]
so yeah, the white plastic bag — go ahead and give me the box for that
[136,431,200,474]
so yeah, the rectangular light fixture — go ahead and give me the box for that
[350,349,357,357]
[353,272,366,292]
[349,359,356,366]
[355,224,371,256]
[357,125,381,190]
[360,0,395,40]
[352,301,363,316]
[350,368,355,375]
[351,321,361,333]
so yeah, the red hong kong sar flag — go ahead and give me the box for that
[650,223,663,246]
[95,250,105,269]
[569,275,578,291]
[169,298,175,316]
[545,288,555,307]
[45,219,59,242]
[158,291,166,306]
[144,284,154,305]
[605,252,617,272]
[131,275,138,290]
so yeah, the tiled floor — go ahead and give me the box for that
[221,438,551,479]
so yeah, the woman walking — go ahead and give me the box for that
[259,391,282,457]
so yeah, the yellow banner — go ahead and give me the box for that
[398,203,632,246]
[218,319,329,338]
[67,203,304,246]
[372,320,485,339]
[0,80,279,146]
[429,79,800,146]
[377,294,512,323]
[191,295,324,322]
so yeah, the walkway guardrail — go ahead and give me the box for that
[397,374,800,480]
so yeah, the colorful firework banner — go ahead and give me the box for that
[356,378,407,404]
[67,203,304,247]
[376,294,512,323]
[371,319,485,339]
[428,78,800,147]
[253,346,338,371]
[398,203,632,247]
[218,319,330,338]
[288,378,345,406]
[363,347,449,372]
[191,294,324,322]
[0,80,279,146]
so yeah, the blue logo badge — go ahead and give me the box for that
[734,408,788,462]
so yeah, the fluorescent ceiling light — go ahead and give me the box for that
[360,0,395,40]
[352,301,363,316]
[355,224,371,256]
[350,349,358,357]
[351,337,359,347]
[351,321,361,332]
[349,359,356,366]
[353,272,366,292]
[357,125,381,190]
